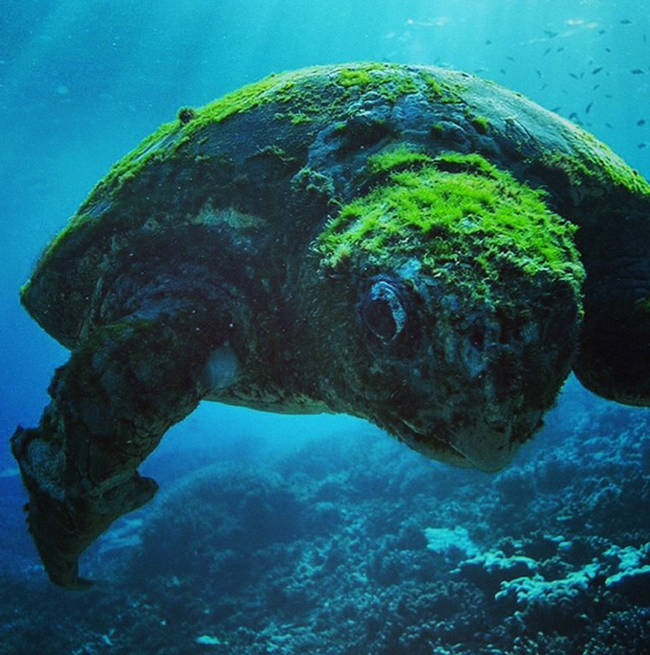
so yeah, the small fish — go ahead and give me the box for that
[557,46,565,52]
[570,73,579,79]
[638,119,647,126]
[593,84,600,91]
[544,30,558,38]
[620,19,632,24]
[543,47,551,56]
[605,122,614,128]
[639,143,647,149]
[631,69,644,74]
[499,68,506,75]
[605,47,612,53]
[506,56,515,62]
[551,106,561,112]
[598,29,606,35]
[585,102,593,114]
[536,69,543,78]
[485,39,492,45]
[592,67,603,74]
[568,111,579,121]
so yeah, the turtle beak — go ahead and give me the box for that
[396,410,532,472]
[388,294,579,472]
[436,324,566,471]
[449,416,540,472]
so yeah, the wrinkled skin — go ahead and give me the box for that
[11,63,650,587]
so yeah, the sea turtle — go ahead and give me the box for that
[12,63,650,588]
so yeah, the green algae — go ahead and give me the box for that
[544,151,650,200]
[338,68,374,88]
[318,153,584,302]
[468,114,490,134]
[537,127,650,201]
[36,64,465,274]
[288,111,311,125]
[365,145,434,177]
[421,72,464,103]
[431,122,445,137]
[78,71,305,203]
[336,64,422,102]
[28,63,647,339]
[80,64,463,210]
[433,151,499,177]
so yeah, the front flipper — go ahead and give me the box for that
[573,196,650,406]
[11,308,228,588]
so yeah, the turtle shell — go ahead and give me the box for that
[21,63,650,403]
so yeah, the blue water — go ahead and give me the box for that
[1,1,649,653]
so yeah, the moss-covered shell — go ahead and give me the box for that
[22,62,649,349]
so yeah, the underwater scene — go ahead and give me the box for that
[1,0,649,653]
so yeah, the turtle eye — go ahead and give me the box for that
[360,279,407,345]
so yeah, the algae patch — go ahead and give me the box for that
[318,153,584,302]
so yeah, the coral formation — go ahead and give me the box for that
[1,382,649,653]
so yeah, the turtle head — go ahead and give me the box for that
[309,153,585,471]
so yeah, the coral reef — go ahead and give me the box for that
[1,379,648,653]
